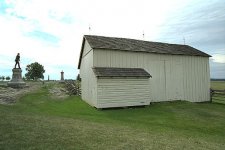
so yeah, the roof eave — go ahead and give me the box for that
[78,36,89,69]
[94,47,211,57]
[96,76,151,78]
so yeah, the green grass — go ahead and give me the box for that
[211,81,225,90]
[0,81,7,87]
[0,83,225,149]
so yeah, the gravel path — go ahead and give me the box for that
[48,85,69,100]
[0,82,71,105]
[0,82,42,105]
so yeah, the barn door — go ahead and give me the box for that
[149,60,184,102]
[165,60,184,100]
[149,61,166,101]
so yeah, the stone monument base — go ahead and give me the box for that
[8,68,26,88]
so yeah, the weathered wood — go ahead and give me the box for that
[210,89,225,103]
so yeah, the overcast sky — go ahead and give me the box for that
[0,0,224,80]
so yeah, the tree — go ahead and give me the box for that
[6,76,11,81]
[25,62,45,80]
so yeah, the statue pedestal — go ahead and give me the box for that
[8,68,26,88]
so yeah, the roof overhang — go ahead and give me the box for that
[77,36,86,69]
[92,67,152,78]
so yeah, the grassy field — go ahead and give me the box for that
[0,81,7,87]
[0,82,225,150]
[211,81,225,90]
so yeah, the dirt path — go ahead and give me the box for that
[0,82,42,105]
[48,84,69,100]
[0,81,71,105]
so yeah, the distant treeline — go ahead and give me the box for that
[211,79,225,81]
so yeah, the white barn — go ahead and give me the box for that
[78,35,211,108]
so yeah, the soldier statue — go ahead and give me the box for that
[8,52,26,88]
[14,53,21,69]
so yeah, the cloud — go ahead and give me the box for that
[211,54,225,63]
[0,0,9,14]
[0,0,225,79]
[25,30,60,45]
[210,60,225,79]
[0,0,81,79]
[156,0,225,40]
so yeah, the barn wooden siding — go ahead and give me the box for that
[93,49,210,102]
[80,41,97,106]
[96,78,150,108]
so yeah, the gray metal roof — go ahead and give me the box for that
[84,35,210,57]
[92,67,151,78]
